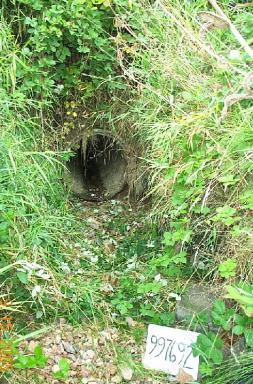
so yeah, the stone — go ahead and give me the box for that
[54,355,61,363]
[120,365,133,381]
[81,368,90,377]
[55,334,61,344]
[81,349,95,360]
[108,365,117,376]
[28,340,38,353]
[52,364,59,373]
[111,375,122,383]
[62,341,76,354]
[175,284,219,327]
[68,353,76,362]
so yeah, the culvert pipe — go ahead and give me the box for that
[65,130,130,201]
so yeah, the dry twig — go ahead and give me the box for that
[209,0,253,59]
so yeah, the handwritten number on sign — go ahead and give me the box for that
[149,335,158,355]
[149,335,193,369]
[149,335,166,357]
[155,337,166,357]
[165,339,173,361]
[178,343,186,364]
[169,341,177,362]
[183,347,193,370]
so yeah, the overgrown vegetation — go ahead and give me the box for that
[1,0,253,383]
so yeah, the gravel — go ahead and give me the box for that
[16,320,166,384]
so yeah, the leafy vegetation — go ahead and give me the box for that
[14,345,48,369]
[1,0,253,383]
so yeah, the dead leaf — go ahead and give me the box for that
[176,368,194,384]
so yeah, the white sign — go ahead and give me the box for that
[143,324,199,381]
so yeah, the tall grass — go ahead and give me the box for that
[104,0,253,278]
[0,20,79,316]
[207,352,253,384]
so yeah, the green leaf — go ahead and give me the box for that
[232,325,245,335]
[170,251,187,264]
[163,232,174,246]
[16,271,29,284]
[244,329,253,348]
[218,259,237,278]
[210,348,223,365]
[159,312,175,326]
[14,355,29,369]
[53,358,70,379]
[140,304,156,318]
[213,300,226,315]
[199,362,213,376]
[198,334,213,349]
[33,345,47,367]
[234,314,248,326]
[212,206,238,226]
[225,284,253,316]
[218,174,239,187]
[137,282,163,294]
[78,46,90,53]
[58,357,70,372]
[14,355,37,369]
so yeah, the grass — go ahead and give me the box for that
[1,1,253,383]
[0,20,79,317]
[99,0,253,280]
[207,352,253,384]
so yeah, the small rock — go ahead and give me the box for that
[98,336,106,345]
[111,375,122,383]
[54,355,61,363]
[68,354,76,362]
[55,335,61,344]
[108,365,117,376]
[62,341,76,354]
[126,317,136,327]
[44,337,52,346]
[81,368,90,377]
[175,284,219,327]
[81,349,95,360]
[52,364,59,373]
[120,365,133,381]
[28,340,38,353]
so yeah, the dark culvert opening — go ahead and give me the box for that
[66,134,128,201]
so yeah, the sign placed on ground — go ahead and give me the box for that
[143,324,199,381]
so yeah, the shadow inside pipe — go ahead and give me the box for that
[66,134,128,201]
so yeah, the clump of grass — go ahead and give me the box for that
[206,352,253,384]
[0,20,83,317]
[105,0,253,279]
